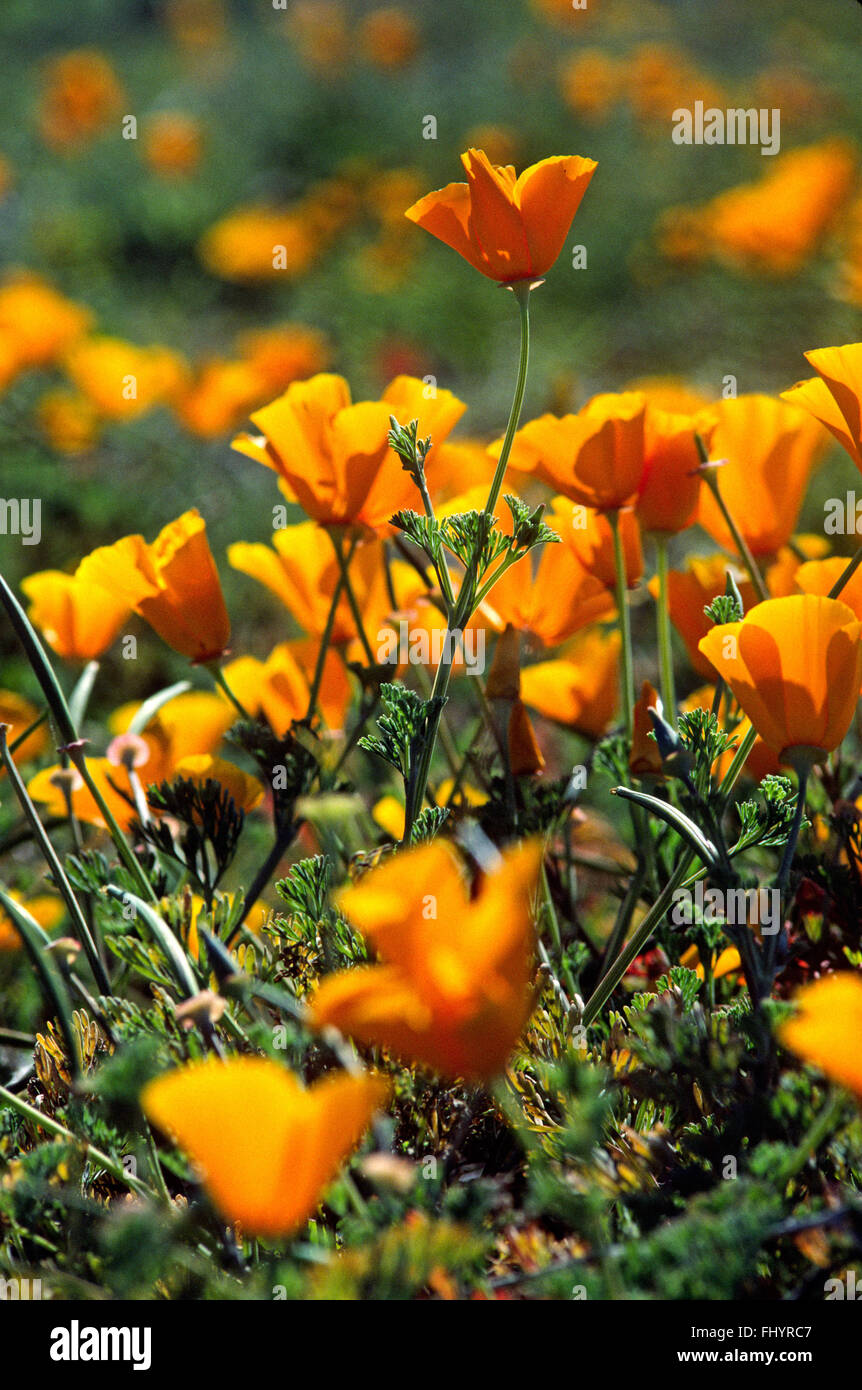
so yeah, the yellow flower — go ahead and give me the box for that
[21,567,133,662]
[779,973,862,1101]
[142,111,203,178]
[82,511,231,663]
[141,1058,388,1238]
[0,691,48,769]
[698,595,862,760]
[173,755,264,813]
[311,840,542,1081]
[0,892,64,951]
[0,275,91,372]
[64,337,189,421]
[232,373,465,532]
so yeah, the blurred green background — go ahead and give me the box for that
[1,0,862,695]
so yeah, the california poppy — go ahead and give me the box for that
[698,595,862,760]
[141,1058,388,1238]
[0,691,48,768]
[503,392,646,513]
[519,627,620,739]
[781,342,862,474]
[232,373,465,532]
[635,408,713,534]
[229,523,390,644]
[697,395,827,557]
[82,511,231,664]
[650,555,758,680]
[311,840,542,1081]
[796,556,862,624]
[21,567,133,662]
[405,149,596,284]
[779,972,862,1101]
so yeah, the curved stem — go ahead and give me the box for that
[609,509,635,742]
[484,281,532,518]
[654,533,677,725]
[702,470,768,603]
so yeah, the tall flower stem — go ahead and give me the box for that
[484,281,531,518]
[828,545,862,599]
[700,468,768,603]
[305,538,355,720]
[609,509,635,742]
[209,663,252,721]
[0,725,109,993]
[583,720,757,1026]
[654,533,677,726]
[331,532,375,667]
[400,284,533,844]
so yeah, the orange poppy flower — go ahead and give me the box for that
[0,275,91,372]
[311,840,542,1081]
[795,556,862,625]
[143,111,203,179]
[0,891,64,951]
[38,49,125,151]
[173,754,263,813]
[551,497,643,590]
[64,337,189,421]
[28,758,138,832]
[635,408,713,534]
[779,972,862,1101]
[174,360,269,439]
[232,373,465,532]
[82,511,231,664]
[0,691,48,768]
[679,943,741,983]
[36,388,100,454]
[235,322,330,394]
[781,342,862,474]
[503,392,646,512]
[698,595,862,760]
[360,7,419,68]
[141,1058,388,1238]
[520,627,620,738]
[21,567,133,662]
[697,395,828,557]
[405,149,596,284]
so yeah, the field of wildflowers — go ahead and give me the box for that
[4,0,862,1323]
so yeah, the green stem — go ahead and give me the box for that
[209,664,252,722]
[609,509,635,742]
[0,1081,154,1198]
[66,746,157,903]
[484,281,532,519]
[401,285,533,842]
[584,721,758,1026]
[776,767,809,894]
[828,546,862,599]
[654,533,677,725]
[702,470,768,603]
[331,532,375,667]
[305,539,353,720]
[582,852,693,1026]
[0,725,109,993]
